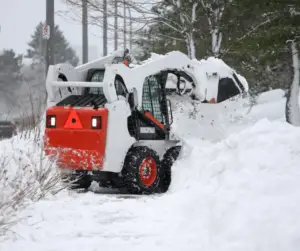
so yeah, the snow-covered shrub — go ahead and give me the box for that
[0,121,68,236]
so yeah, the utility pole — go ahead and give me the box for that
[123,0,127,50]
[82,0,88,63]
[103,0,108,56]
[45,0,54,75]
[114,0,118,51]
[127,6,132,51]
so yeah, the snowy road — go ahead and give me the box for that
[1,91,300,251]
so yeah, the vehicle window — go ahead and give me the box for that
[142,75,164,123]
[88,71,105,95]
[115,79,127,97]
[217,77,241,102]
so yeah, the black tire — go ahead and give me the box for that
[122,146,161,194]
[158,145,182,193]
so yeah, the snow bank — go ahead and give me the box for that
[170,88,300,142]
[1,119,299,251]
[165,119,300,250]
[256,89,285,104]
[0,125,64,235]
[170,95,255,142]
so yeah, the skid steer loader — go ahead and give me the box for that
[44,50,247,194]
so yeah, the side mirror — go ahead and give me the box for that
[128,88,138,109]
[167,99,173,125]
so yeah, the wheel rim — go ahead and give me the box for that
[139,157,157,187]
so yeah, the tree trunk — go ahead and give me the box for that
[127,6,132,51]
[114,0,118,51]
[82,0,88,63]
[186,34,196,59]
[123,0,127,50]
[212,28,222,57]
[103,0,108,56]
[285,40,300,126]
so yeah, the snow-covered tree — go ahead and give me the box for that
[199,0,231,57]
[165,0,199,59]
[219,0,300,94]
[134,0,202,59]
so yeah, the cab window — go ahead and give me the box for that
[142,75,164,123]
[88,70,105,95]
[115,78,127,97]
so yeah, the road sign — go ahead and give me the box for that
[42,24,50,40]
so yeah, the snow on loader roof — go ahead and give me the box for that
[46,50,249,106]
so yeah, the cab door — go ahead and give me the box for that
[139,75,167,140]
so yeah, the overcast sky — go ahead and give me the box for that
[0,0,114,60]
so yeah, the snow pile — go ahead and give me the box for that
[1,119,300,251]
[256,89,285,104]
[170,95,253,141]
[166,119,300,250]
[170,88,300,142]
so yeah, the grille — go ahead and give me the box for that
[56,94,107,107]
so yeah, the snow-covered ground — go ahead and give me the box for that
[1,89,300,251]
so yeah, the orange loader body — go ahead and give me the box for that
[44,106,108,171]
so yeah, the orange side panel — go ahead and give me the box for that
[144,111,165,130]
[44,106,108,171]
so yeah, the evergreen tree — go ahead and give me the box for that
[26,22,79,67]
[0,49,23,106]
[133,0,300,94]
[221,0,300,93]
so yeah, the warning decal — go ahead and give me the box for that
[64,110,83,129]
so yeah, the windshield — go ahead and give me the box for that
[86,70,105,95]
